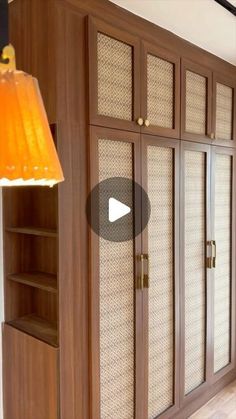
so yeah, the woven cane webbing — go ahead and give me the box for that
[184,150,206,395]
[147,146,174,418]
[216,83,233,141]
[97,33,132,121]
[147,54,174,128]
[185,71,207,135]
[214,154,232,373]
[98,139,134,419]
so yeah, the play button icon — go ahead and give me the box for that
[86,177,151,242]
[108,198,131,222]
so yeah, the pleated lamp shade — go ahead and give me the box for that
[0,70,64,187]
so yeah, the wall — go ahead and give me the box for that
[110,0,236,65]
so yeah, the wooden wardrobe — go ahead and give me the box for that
[2,1,236,419]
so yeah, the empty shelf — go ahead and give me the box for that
[8,272,57,294]
[6,226,57,238]
[7,314,58,347]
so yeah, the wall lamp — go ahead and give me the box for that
[0,0,64,187]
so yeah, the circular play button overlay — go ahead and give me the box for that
[86,177,151,242]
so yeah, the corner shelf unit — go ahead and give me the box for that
[3,124,59,348]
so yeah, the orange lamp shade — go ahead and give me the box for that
[0,70,64,187]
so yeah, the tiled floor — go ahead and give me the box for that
[190,380,236,419]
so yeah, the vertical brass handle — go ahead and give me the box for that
[144,119,150,127]
[136,254,149,289]
[212,240,216,268]
[143,254,149,288]
[207,241,213,268]
[207,240,216,269]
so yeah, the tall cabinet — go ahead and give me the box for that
[3,1,236,419]
[87,12,236,419]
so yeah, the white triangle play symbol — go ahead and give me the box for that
[108,197,131,223]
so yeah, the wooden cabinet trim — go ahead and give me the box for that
[210,146,236,384]
[88,16,141,132]
[212,73,236,147]
[141,135,180,418]
[181,58,213,144]
[89,126,142,419]
[179,141,212,407]
[141,41,180,138]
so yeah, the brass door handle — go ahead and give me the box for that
[137,117,144,126]
[137,254,149,289]
[207,240,216,269]
[212,240,216,268]
[144,119,150,127]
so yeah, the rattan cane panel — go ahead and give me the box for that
[216,83,233,141]
[184,150,206,395]
[98,139,134,419]
[147,54,174,128]
[147,146,174,419]
[214,154,232,373]
[97,33,132,121]
[185,71,207,135]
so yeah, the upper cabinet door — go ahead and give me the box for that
[141,42,180,138]
[212,73,236,147]
[88,17,141,132]
[181,59,212,143]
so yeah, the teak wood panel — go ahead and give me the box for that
[180,141,212,407]
[3,324,59,419]
[88,16,141,132]
[212,73,236,147]
[141,42,180,138]
[141,136,180,419]
[181,59,212,143]
[89,126,143,419]
[211,146,236,383]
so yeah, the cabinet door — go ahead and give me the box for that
[141,42,180,138]
[181,59,212,143]
[141,136,180,419]
[3,325,59,419]
[88,17,141,132]
[180,142,211,404]
[211,147,235,382]
[89,126,143,419]
[212,74,236,147]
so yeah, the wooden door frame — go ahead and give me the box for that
[140,41,181,138]
[179,141,212,407]
[88,126,143,419]
[210,146,236,384]
[212,73,236,147]
[181,59,213,144]
[87,16,141,132]
[141,135,180,419]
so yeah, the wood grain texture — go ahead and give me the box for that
[3,324,59,419]
[7,272,57,294]
[190,379,236,419]
[7,314,58,347]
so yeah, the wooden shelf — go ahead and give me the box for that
[6,226,57,238]
[8,272,57,294]
[7,314,58,347]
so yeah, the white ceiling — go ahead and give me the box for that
[110,0,236,65]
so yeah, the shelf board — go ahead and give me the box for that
[7,314,58,347]
[6,226,57,238]
[8,272,57,294]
